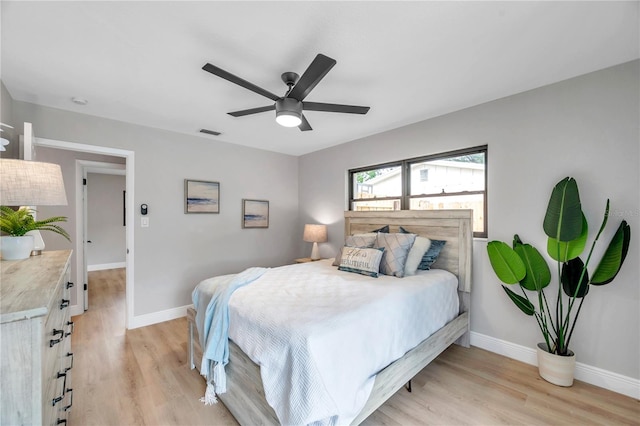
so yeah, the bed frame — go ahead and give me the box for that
[187,209,473,425]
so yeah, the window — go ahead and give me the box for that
[349,163,402,212]
[349,146,487,237]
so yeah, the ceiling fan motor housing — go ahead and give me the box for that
[275,98,302,127]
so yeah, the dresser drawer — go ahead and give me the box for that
[1,250,73,425]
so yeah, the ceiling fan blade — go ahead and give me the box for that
[299,114,312,131]
[303,102,370,115]
[287,54,336,101]
[228,105,275,117]
[202,63,280,101]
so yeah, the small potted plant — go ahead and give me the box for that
[0,206,70,260]
[486,177,630,386]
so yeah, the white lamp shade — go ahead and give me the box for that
[0,159,68,206]
[303,224,327,243]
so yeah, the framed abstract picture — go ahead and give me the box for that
[185,179,220,213]
[242,199,269,228]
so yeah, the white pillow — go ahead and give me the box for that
[404,236,432,276]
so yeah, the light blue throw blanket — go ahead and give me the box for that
[192,267,268,404]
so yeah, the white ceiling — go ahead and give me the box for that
[1,1,638,156]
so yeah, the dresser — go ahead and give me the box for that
[1,250,74,425]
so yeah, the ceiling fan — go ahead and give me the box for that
[202,54,370,131]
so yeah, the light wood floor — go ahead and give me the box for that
[70,269,639,425]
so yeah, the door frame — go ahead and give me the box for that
[34,137,135,329]
[79,161,126,311]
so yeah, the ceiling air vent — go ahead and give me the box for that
[199,129,221,136]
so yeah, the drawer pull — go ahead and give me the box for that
[65,352,74,372]
[52,329,64,338]
[65,320,74,337]
[66,281,74,289]
[64,388,73,411]
[57,371,68,395]
[52,373,67,405]
[56,419,67,425]
[50,338,62,347]
[60,299,70,309]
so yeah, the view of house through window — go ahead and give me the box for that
[349,146,487,237]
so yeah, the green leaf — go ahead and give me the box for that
[513,241,551,292]
[591,221,631,285]
[487,241,526,284]
[502,285,535,315]
[543,177,583,242]
[561,257,590,298]
[547,214,588,261]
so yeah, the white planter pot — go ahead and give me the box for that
[1,235,35,260]
[536,342,576,387]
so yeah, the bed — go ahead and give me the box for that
[187,209,472,425]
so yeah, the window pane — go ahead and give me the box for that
[410,193,485,234]
[352,166,402,200]
[410,154,485,196]
[352,199,401,211]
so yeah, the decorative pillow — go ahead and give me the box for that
[404,236,432,276]
[374,232,417,278]
[338,247,385,278]
[398,226,446,271]
[372,225,389,233]
[418,239,446,270]
[332,233,378,266]
[346,233,377,248]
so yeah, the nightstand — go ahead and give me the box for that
[294,257,324,263]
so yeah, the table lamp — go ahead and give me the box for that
[303,224,327,260]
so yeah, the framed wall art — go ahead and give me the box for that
[185,179,220,213]
[242,199,269,228]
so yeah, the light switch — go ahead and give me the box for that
[141,217,149,227]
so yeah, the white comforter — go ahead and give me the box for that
[226,259,459,425]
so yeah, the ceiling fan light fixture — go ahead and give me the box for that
[275,98,302,127]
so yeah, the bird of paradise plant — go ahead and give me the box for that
[486,177,630,356]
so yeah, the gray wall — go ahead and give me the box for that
[0,81,18,158]
[298,60,640,380]
[10,102,300,316]
[86,173,126,267]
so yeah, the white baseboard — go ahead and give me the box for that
[128,304,190,330]
[87,262,126,271]
[470,332,640,400]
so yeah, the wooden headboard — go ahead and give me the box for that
[344,210,473,296]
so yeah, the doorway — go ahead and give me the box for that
[33,137,135,329]
[80,162,126,311]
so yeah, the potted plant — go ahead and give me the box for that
[0,206,70,260]
[486,177,631,386]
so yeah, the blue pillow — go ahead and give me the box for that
[372,225,389,233]
[399,226,446,270]
[417,239,446,270]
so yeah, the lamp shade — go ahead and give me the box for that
[303,224,327,243]
[0,159,68,206]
